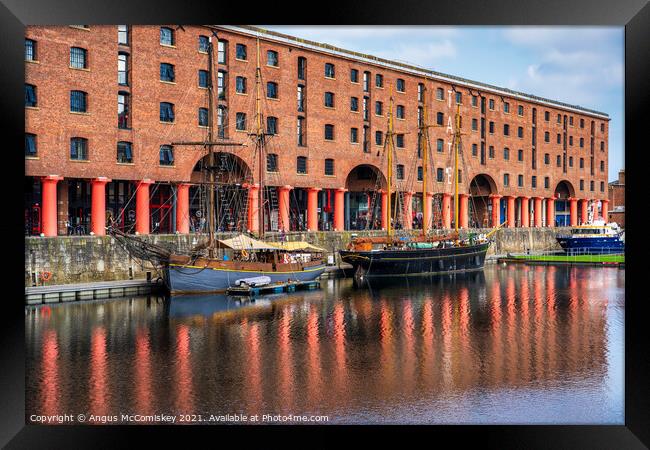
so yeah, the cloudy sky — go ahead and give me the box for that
[265,26,624,182]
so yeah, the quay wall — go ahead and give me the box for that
[24,228,567,286]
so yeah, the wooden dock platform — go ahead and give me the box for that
[226,280,321,297]
[25,279,164,305]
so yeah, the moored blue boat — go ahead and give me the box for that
[556,221,624,255]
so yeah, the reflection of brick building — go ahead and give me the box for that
[25,25,610,237]
[608,169,624,227]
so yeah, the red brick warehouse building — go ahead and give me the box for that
[24,25,611,237]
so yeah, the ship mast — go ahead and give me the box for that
[453,102,461,233]
[420,87,429,238]
[254,38,265,239]
[207,35,217,257]
[386,87,394,241]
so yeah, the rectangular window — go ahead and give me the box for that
[569,136,573,146]
[297,85,305,112]
[396,78,405,92]
[580,137,584,148]
[350,68,358,83]
[437,139,444,152]
[544,131,550,143]
[375,101,383,116]
[266,81,278,99]
[236,43,247,60]
[455,92,462,104]
[600,141,605,151]
[590,180,594,191]
[199,108,208,127]
[267,154,278,172]
[489,99,495,110]
[160,145,174,166]
[436,88,444,100]
[569,116,574,126]
[217,107,226,138]
[118,92,130,129]
[267,50,278,67]
[117,141,133,163]
[25,39,36,61]
[545,153,550,164]
[489,121,495,134]
[569,156,573,167]
[324,124,334,140]
[518,105,524,116]
[160,102,175,122]
[350,96,359,112]
[297,117,305,146]
[25,84,37,107]
[518,127,523,138]
[363,71,370,92]
[600,181,605,192]
[324,159,334,176]
[363,97,369,121]
[472,95,478,107]
[198,35,209,53]
[418,83,424,102]
[118,52,128,85]
[504,124,510,136]
[199,70,210,88]
[518,149,523,161]
[531,176,537,188]
[160,63,175,82]
[25,133,37,157]
[396,134,404,148]
[544,177,550,189]
[472,119,478,131]
[580,180,584,191]
[160,27,174,46]
[503,173,509,186]
[297,156,307,174]
[503,147,509,160]
[417,166,423,181]
[436,168,444,182]
[217,41,226,64]
[437,112,444,126]
[324,92,335,108]
[580,157,584,168]
[350,127,358,143]
[325,63,335,78]
[235,76,246,93]
[518,175,524,187]
[375,131,382,145]
[396,105,405,119]
[472,143,477,156]
[601,123,605,132]
[396,164,405,180]
[70,90,87,112]
[117,25,129,45]
[544,111,550,121]
[557,133,561,144]
[236,112,246,131]
[504,102,510,113]
[70,47,87,69]
[376,74,384,88]
[298,57,306,80]
[70,137,88,160]
[557,155,561,167]
[600,160,605,172]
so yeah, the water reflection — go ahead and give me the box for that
[25,265,624,424]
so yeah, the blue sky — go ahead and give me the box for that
[265,26,624,182]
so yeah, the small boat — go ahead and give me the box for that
[556,220,624,255]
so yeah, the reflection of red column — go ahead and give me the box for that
[490,194,501,227]
[442,193,451,229]
[307,187,321,231]
[580,199,588,224]
[423,192,433,233]
[403,191,413,230]
[546,196,556,227]
[520,196,530,228]
[569,197,578,226]
[459,193,469,228]
[334,188,346,231]
[91,177,111,236]
[135,179,154,235]
[176,183,191,234]
[41,176,63,237]
[380,190,388,229]
[246,183,260,233]
[601,199,609,221]
[533,197,543,228]
[278,185,292,232]
[506,196,515,228]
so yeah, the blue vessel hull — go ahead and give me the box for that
[166,263,327,294]
[556,236,624,255]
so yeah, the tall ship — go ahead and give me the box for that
[339,87,495,282]
[110,33,326,293]
[556,220,624,255]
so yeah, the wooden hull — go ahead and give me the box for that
[165,257,326,294]
[339,242,490,278]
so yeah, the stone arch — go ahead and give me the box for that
[345,164,387,191]
[189,151,253,185]
[468,173,498,196]
[554,180,575,200]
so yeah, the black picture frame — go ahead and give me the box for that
[1,0,647,447]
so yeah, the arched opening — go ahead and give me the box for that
[468,174,498,228]
[189,152,253,233]
[554,180,575,226]
[345,164,387,230]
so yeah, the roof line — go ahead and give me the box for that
[212,25,609,119]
